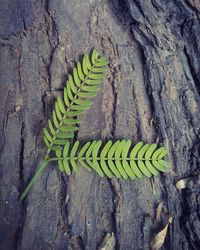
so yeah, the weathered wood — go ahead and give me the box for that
[0,0,200,249]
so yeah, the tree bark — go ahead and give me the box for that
[0,0,200,249]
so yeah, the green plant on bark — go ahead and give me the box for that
[19,49,168,202]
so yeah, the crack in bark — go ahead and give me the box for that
[110,78,117,140]
[44,0,60,92]
[108,180,120,250]
[183,0,200,16]
[19,122,25,193]
[17,121,26,249]
[180,188,200,250]
[183,47,200,96]
[60,174,70,238]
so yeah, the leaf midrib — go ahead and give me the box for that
[48,157,159,161]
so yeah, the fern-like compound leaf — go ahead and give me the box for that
[43,49,108,153]
[54,140,168,179]
[19,48,170,203]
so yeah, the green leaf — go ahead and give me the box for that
[67,110,83,116]
[92,48,99,64]
[56,150,64,172]
[78,142,91,157]
[44,136,50,147]
[122,160,135,179]
[52,110,59,128]
[63,159,71,175]
[122,140,132,158]
[69,75,77,94]
[91,67,107,73]
[107,160,121,178]
[43,128,52,142]
[54,139,68,145]
[84,53,92,70]
[89,159,104,177]
[138,144,149,159]
[73,67,81,86]
[21,49,112,201]
[77,62,85,81]
[82,54,89,75]
[100,159,112,177]
[130,160,143,179]
[81,85,100,92]
[114,141,129,178]
[79,159,91,171]
[56,149,61,158]
[55,102,63,121]
[63,118,81,124]
[77,91,97,98]
[130,142,143,159]
[48,120,56,135]
[115,159,128,179]
[158,160,168,168]
[108,141,120,158]
[85,79,101,85]
[157,149,168,160]
[63,141,70,157]
[66,81,74,100]
[54,140,168,181]
[70,159,79,173]
[58,160,64,172]
[145,143,157,159]
[71,141,80,157]
[95,57,109,67]
[92,140,102,158]
[51,146,62,152]
[86,141,97,158]
[88,73,105,80]
[70,105,90,111]
[57,132,74,139]
[152,160,167,172]
[73,99,92,106]
[60,126,79,132]
[145,160,159,176]
[101,140,112,158]
[152,147,166,160]
[64,87,70,106]
[115,140,126,159]
[138,160,152,177]
[42,49,109,151]
[57,96,66,114]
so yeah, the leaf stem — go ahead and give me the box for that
[19,154,50,203]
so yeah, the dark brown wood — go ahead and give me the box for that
[0,0,200,249]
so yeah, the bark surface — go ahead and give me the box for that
[0,0,200,249]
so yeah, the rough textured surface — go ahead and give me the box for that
[0,0,200,249]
